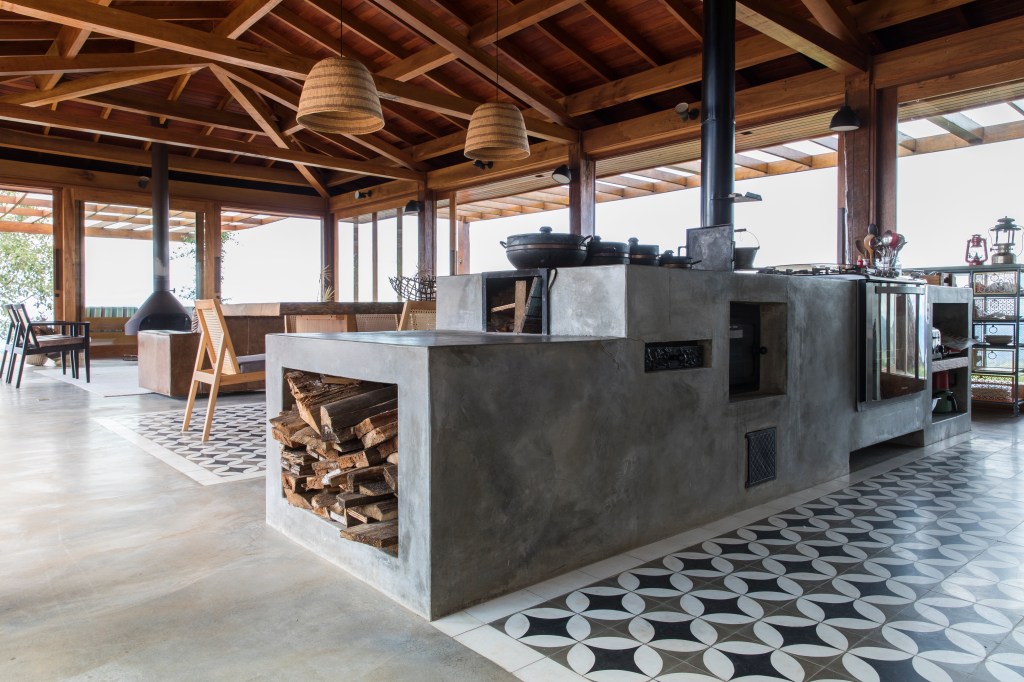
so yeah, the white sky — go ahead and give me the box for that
[81,137,1024,307]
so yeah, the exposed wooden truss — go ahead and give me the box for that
[0,0,1016,205]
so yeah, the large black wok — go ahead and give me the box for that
[501,226,590,269]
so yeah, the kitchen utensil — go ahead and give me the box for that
[585,235,630,265]
[733,229,760,270]
[501,226,590,269]
[660,247,701,268]
[627,237,661,265]
[987,334,1013,345]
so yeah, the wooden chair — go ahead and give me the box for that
[1,304,19,379]
[355,313,399,331]
[5,303,90,388]
[182,299,266,442]
[398,301,437,331]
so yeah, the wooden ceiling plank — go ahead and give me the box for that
[372,0,572,126]
[585,0,666,68]
[468,0,585,45]
[0,24,58,40]
[212,66,328,197]
[848,0,977,33]
[657,0,702,42]
[0,52,209,75]
[1,66,199,107]
[759,144,813,166]
[0,100,424,180]
[735,0,868,74]
[33,0,113,91]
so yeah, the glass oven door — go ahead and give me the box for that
[861,281,928,405]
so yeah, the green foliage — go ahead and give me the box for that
[170,230,236,303]
[0,232,53,335]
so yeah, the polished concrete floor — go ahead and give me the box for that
[0,362,512,681]
[4,361,1023,681]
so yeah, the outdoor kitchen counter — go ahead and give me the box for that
[266,267,969,619]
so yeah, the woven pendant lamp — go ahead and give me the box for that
[297,56,384,135]
[464,102,530,160]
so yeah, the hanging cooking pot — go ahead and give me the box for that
[628,237,661,266]
[501,226,591,269]
[660,247,702,269]
[586,235,630,265]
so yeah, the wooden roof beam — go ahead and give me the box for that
[213,0,283,40]
[736,0,868,74]
[372,0,573,126]
[212,66,328,198]
[33,0,113,92]
[799,0,871,51]
[0,100,424,181]
[78,90,261,135]
[848,0,977,33]
[657,0,702,42]
[927,112,985,145]
[0,51,209,75]
[1,66,199,107]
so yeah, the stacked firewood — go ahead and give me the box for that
[270,370,399,553]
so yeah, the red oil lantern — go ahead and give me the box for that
[965,234,988,265]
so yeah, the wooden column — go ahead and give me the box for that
[837,74,899,264]
[569,145,596,237]
[371,212,379,302]
[396,210,404,279]
[52,188,82,321]
[197,201,221,300]
[320,201,337,301]
[457,218,471,274]
[448,192,457,276]
[352,216,359,301]
[418,190,437,277]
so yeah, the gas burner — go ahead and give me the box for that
[757,263,874,276]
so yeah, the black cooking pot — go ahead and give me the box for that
[586,235,630,265]
[501,226,590,269]
[660,248,702,269]
[628,237,660,265]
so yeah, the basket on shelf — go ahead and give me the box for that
[389,274,436,301]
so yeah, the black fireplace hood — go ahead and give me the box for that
[124,142,192,335]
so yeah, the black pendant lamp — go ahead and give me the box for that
[829,101,861,132]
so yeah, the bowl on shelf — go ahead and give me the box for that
[987,334,1014,345]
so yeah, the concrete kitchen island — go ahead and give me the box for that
[266,266,971,619]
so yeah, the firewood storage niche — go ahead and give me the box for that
[270,370,399,554]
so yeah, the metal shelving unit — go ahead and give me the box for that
[927,264,1024,415]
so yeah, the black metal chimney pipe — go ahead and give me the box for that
[700,0,736,228]
[151,141,170,292]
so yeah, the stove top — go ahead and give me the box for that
[757,263,924,283]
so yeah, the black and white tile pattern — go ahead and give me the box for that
[98,402,266,485]
[440,436,1024,681]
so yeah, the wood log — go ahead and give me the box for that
[331,490,395,512]
[375,437,398,457]
[383,464,398,493]
[322,398,398,442]
[312,459,341,476]
[386,453,399,465]
[269,408,307,447]
[311,491,338,511]
[280,448,316,475]
[361,422,398,449]
[321,386,398,436]
[342,519,398,548]
[347,507,371,524]
[344,465,388,493]
[354,498,398,522]
[284,489,315,510]
[359,480,392,497]
[328,510,349,526]
[281,470,316,493]
[331,438,363,454]
[320,374,359,386]
[285,371,383,434]
[353,409,398,439]
[290,426,318,447]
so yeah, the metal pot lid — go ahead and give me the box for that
[588,235,630,255]
[628,237,660,255]
[503,226,588,248]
